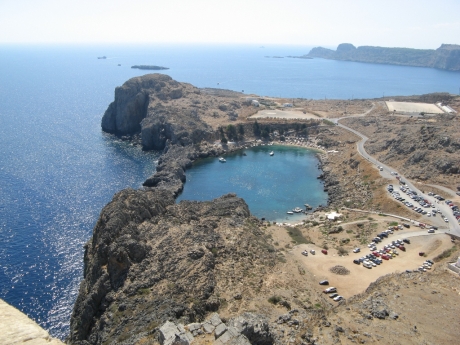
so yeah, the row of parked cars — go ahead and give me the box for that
[406,259,434,273]
[388,181,459,224]
[387,185,435,215]
[352,226,411,268]
[442,198,460,223]
[319,281,343,301]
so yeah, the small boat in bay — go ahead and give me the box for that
[293,207,303,213]
[269,151,274,156]
[218,157,226,163]
[287,211,294,215]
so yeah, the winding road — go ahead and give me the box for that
[330,105,460,237]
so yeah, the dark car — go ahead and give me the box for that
[319,280,329,285]
[353,259,360,265]
[403,238,410,244]
[321,249,328,255]
[403,223,410,228]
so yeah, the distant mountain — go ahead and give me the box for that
[305,43,460,71]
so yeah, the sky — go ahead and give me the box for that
[1,0,459,48]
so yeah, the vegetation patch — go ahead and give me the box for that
[433,246,457,262]
[268,295,282,305]
[286,227,310,244]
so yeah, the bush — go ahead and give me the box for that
[268,295,282,305]
[433,246,457,262]
[337,247,349,255]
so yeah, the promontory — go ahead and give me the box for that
[306,43,460,71]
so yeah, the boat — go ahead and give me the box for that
[287,211,294,215]
[269,151,274,156]
[293,207,303,213]
[218,157,226,163]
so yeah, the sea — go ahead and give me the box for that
[0,44,459,339]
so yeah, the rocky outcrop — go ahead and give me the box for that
[0,299,64,345]
[101,73,239,149]
[68,189,277,345]
[102,74,173,134]
[307,43,460,71]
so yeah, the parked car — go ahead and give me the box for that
[323,287,337,293]
[353,259,360,265]
[428,229,435,233]
[319,280,329,285]
[329,293,339,298]
[333,296,343,302]
[310,249,316,255]
[353,248,360,253]
[403,238,410,244]
[419,252,425,256]
[321,249,328,255]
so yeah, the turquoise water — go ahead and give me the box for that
[177,145,328,222]
[0,44,459,339]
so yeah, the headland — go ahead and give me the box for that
[305,43,460,71]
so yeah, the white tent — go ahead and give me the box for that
[326,211,342,220]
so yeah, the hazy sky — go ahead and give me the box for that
[1,0,459,48]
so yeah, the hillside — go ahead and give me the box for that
[306,43,460,71]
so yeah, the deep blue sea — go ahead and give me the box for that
[0,44,459,339]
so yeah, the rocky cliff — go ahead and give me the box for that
[68,190,279,344]
[101,74,248,149]
[307,43,460,71]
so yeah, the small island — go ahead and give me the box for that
[131,65,169,70]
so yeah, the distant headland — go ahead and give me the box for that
[305,43,460,71]
[131,65,169,70]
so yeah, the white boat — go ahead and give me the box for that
[287,211,294,215]
[218,157,226,163]
[293,207,303,213]
[269,151,274,156]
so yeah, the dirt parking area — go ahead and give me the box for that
[385,101,444,114]
[292,232,452,299]
[249,109,321,120]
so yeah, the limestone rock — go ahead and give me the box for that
[227,313,274,345]
[159,321,194,345]
[0,299,64,345]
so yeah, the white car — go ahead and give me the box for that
[444,218,449,222]
[333,295,343,302]
[353,248,360,253]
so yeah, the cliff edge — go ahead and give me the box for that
[0,299,64,345]
[307,43,460,71]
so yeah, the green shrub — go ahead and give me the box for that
[268,295,282,305]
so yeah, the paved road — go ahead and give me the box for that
[331,109,460,237]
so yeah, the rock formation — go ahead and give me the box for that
[306,43,460,71]
[68,190,278,344]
